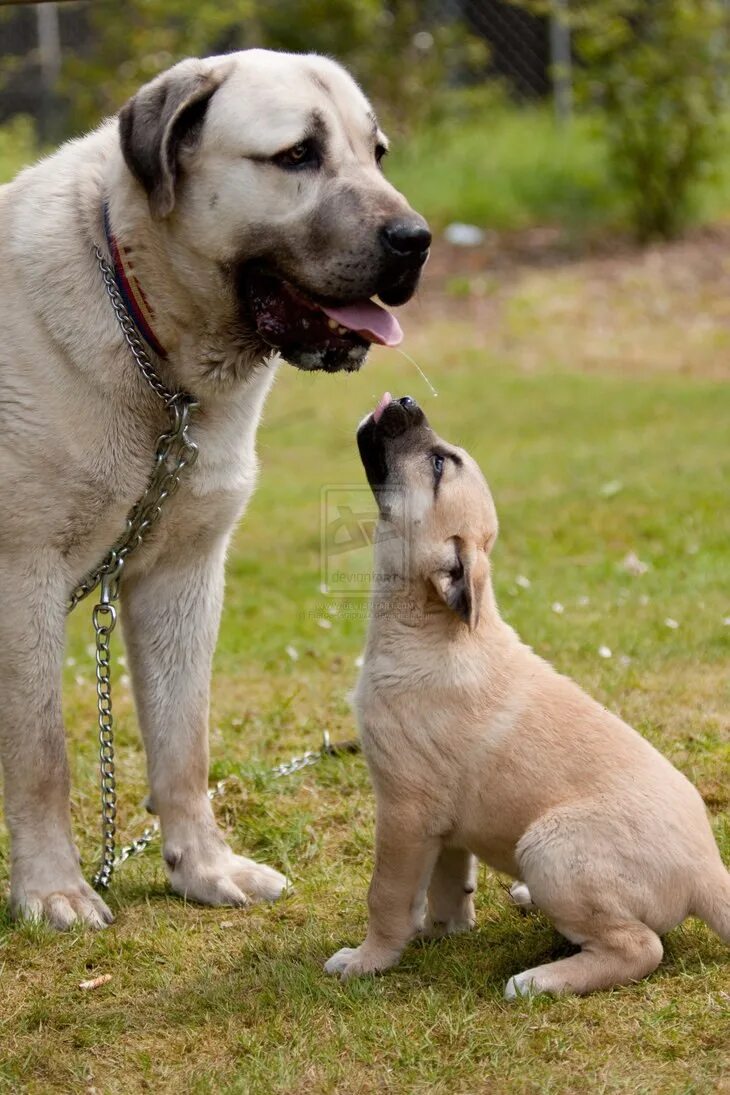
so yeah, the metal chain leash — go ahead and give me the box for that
[111,732,360,873]
[70,245,199,889]
[92,598,117,888]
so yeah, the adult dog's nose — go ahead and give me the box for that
[381,219,432,261]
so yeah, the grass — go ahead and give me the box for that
[1,296,728,1091]
[1,121,729,1090]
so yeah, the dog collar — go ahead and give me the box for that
[102,203,168,359]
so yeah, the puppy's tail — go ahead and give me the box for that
[693,866,730,944]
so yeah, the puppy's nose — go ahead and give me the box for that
[381,219,432,260]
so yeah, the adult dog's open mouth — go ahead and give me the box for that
[242,269,403,373]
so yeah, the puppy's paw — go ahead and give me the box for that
[504,971,538,1000]
[508,881,536,912]
[423,891,476,939]
[324,945,393,979]
[422,910,476,939]
[504,968,558,1001]
[167,847,288,907]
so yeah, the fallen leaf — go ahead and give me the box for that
[79,974,112,992]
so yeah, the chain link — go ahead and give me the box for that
[70,243,199,890]
[91,599,118,888]
[110,733,361,872]
[93,246,178,405]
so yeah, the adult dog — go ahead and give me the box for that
[0,51,429,929]
[325,394,729,996]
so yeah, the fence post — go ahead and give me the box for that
[36,1,61,142]
[549,0,572,124]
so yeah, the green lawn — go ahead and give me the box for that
[1,312,728,1091]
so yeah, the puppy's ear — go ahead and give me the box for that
[119,62,225,218]
[431,539,488,631]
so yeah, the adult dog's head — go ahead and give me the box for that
[357,395,498,629]
[117,50,430,373]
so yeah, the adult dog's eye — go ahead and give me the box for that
[432,453,445,480]
[273,140,318,170]
[375,143,388,168]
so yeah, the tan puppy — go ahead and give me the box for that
[325,394,729,997]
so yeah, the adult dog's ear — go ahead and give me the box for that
[119,61,225,218]
[431,539,488,631]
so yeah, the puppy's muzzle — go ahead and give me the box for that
[379,396,427,437]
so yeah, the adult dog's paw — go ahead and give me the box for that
[11,876,114,931]
[167,847,288,907]
[324,945,391,979]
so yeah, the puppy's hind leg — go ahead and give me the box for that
[424,847,477,938]
[506,811,663,998]
[508,881,536,912]
[505,920,663,999]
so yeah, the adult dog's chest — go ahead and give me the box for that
[64,372,271,588]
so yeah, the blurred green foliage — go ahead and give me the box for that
[58,0,487,137]
[571,0,730,241]
[0,115,38,183]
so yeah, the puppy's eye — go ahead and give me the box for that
[375,143,388,168]
[432,453,445,480]
[273,140,319,170]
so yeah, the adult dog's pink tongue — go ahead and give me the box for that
[321,300,403,347]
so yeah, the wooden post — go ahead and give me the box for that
[549,0,573,125]
[35,1,62,142]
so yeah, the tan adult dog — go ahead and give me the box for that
[325,394,729,997]
[0,52,429,929]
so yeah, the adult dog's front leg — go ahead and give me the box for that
[122,541,286,906]
[0,566,113,929]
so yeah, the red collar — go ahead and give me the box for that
[103,204,168,359]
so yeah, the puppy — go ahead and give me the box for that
[325,394,729,997]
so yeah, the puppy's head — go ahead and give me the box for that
[357,395,498,629]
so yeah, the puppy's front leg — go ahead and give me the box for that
[424,847,477,938]
[122,539,286,906]
[326,813,440,979]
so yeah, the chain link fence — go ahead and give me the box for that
[0,0,576,140]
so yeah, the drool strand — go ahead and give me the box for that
[393,347,439,398]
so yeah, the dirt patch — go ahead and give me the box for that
[401,225,730,379]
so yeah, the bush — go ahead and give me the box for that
[573,0,730,241]
[0,116,38,184]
